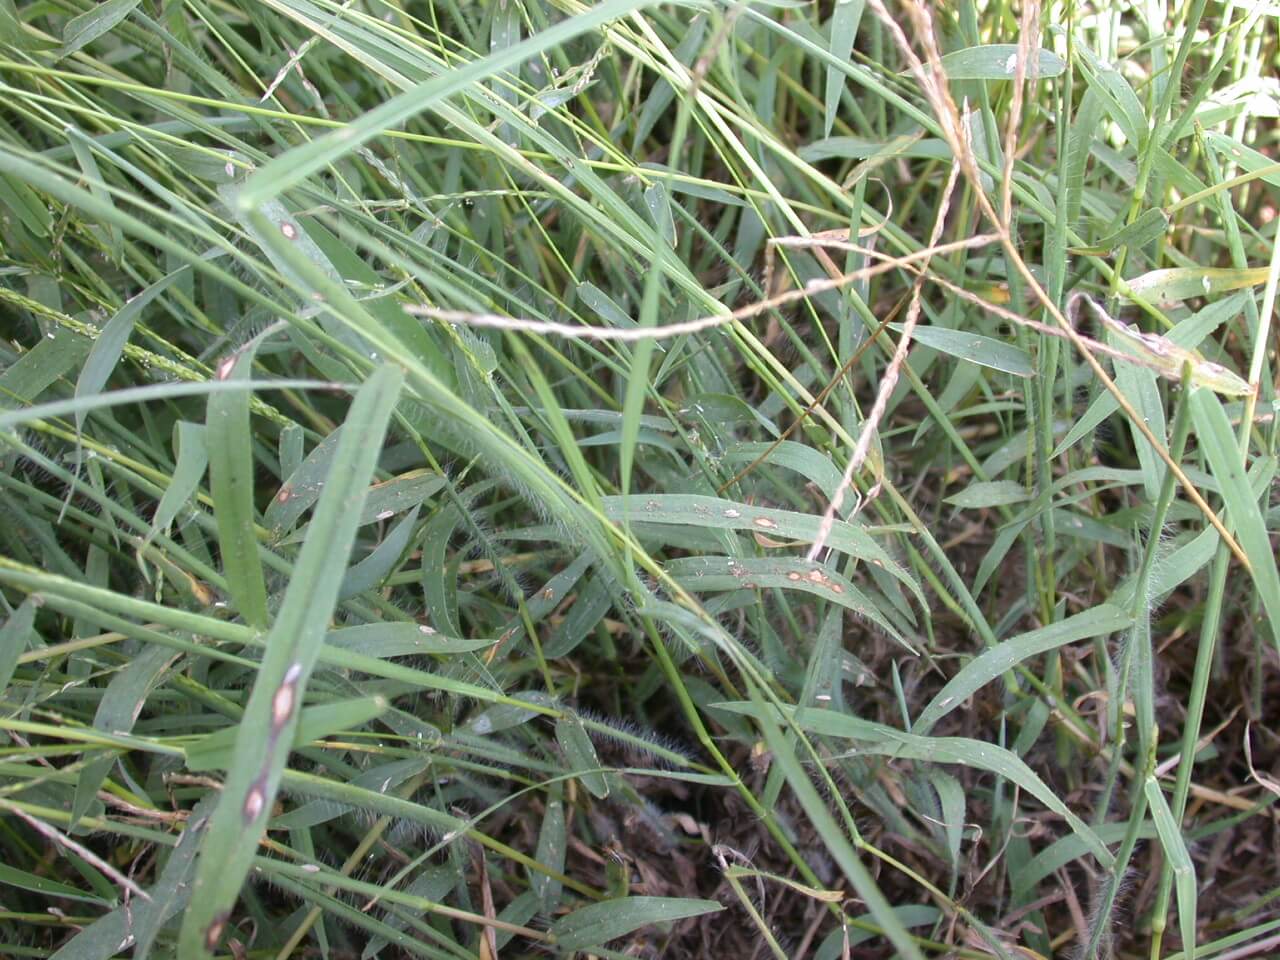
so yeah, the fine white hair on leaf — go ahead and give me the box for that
[574,707,695,769]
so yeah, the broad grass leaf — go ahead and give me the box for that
[236,0,664,207]
[550,896,723,951]
[824,0,865,137]
[898,324,1034,377]
[642,183,676,248]
[49,799,212,960]
[186,696,389,772]
[935,44,1066,80]
[0,172,52,236]
[75,266,188,436]
[72,644,180,825]
[138,421,206,559]
[913,605,1131,734]
[206,346,269,628]
[469,691,556,735]
[1011,822,1154,899]
[278,471,444,545]
[620,226,664,500]
[339,505,421,600]
[800,608,846,712]
[65,129,121,261]
[1146,777,1197,960]
[58,0,140,58]
[928,770,966,869]
[0,597,36,694]
[1110,455,1272,609]
[1204,131,1280,188]
[637,162,745,206]
[718,701,1114,868]
[0,329,90,405]
[601,494,922,604]
[271,759,429,831]
[719,441,848,508]
[577,282,638,331]
[945,480,1031,509]
[361,865,456,959]
[325,623,494,658]
[1071,207,1170,255]
[495,890,542,950]
[799,133,951,164]
[633,17,706,148]
[815,906,942,957]
[1074,44,1147,145]
[556,715,609,798]
[0,863,108,906]
[420,502,465,638]
[1127,266,1270,303]
[1190,390,1280,651]
[1108,324,1166,500]
[739,693,928,960]
[544,573,613,658]
[532,789,567,910]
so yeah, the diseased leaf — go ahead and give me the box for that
[1126,266,1270,304]
[665,555,913,648]
[180,365,403,955]
[325,622,494,658]
[602,494,922,605]
[935,44,1066,81]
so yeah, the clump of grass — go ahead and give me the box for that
[0,1,1278,958]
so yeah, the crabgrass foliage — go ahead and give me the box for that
[0,0,1277,957]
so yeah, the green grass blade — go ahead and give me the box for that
[205,347,270,628]
[235,0,661,209]
[913,605,1132,734]
[1146,776,1198,960]
[550,896,723,951]
[1190,388,1280,652]
[179,363,403,954]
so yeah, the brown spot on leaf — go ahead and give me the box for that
[243,779,268,823]
[205,913,230,952]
